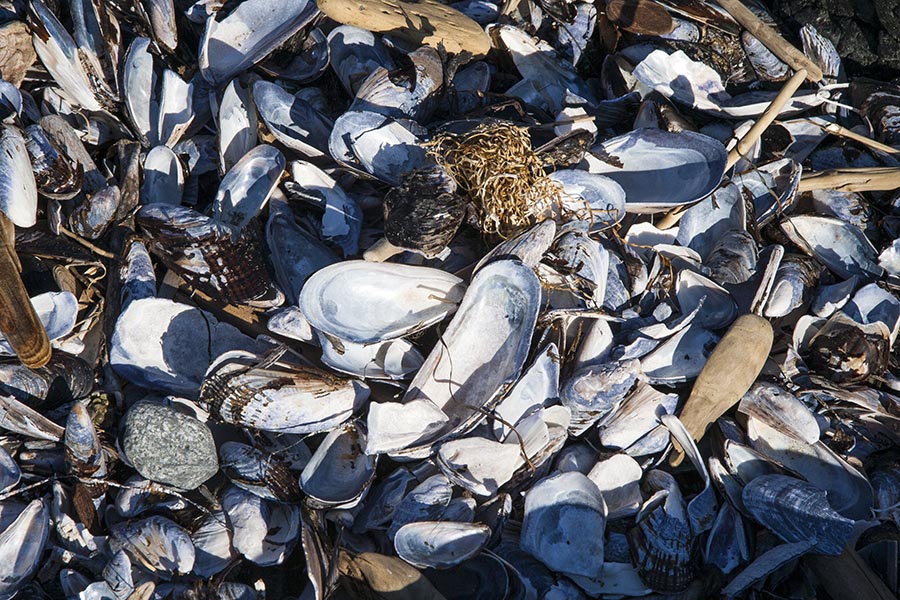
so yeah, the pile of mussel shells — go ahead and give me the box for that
[4,0,900,597]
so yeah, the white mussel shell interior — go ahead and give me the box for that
[394,521,491,569]
[300,423,377,508]
[300,261,466,344]
[586,128,727,212]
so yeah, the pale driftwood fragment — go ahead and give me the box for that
[714,0,823,82]
[339,551,448,600]
[0,21,36,87]
[670,314,773,466]
[363,238,404,263]
[799,167,900,193]
[0,213,51,369]
[317,0,492,56]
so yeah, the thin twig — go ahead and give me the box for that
[58,225,115,259]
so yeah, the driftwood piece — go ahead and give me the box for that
[317,0,492,56]
[799,167,900,193]
[671,314,773,466]
[0,213,51,369]
[726,68,808,170]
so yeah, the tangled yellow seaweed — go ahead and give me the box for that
[425,122,563,237]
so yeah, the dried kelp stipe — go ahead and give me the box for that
[425,123,562,237]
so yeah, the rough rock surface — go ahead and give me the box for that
[122,401,219,490]
[769,0,900,76]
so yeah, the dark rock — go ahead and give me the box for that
[121,401,219,490]
[769,0,899,78]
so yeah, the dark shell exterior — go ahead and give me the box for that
[136,204,277,305]
[627,504,697,593]
[24,124,83,199]
[383,164,467,257]
[850,78,900,146]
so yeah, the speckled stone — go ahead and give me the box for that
[122,401,218,489]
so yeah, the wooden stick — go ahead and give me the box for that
[714,0,823,82]
[823,123,900,155]
[657,70,807,229]
[726,68,808,170]
[805,548,895,600]
[0,213,51,369]
[799,167,900,193]
[655,203,691,230]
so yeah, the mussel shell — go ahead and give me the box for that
[110,298,259,395]
[198,0,318,86]
[850,79,900,146]
[807,311,889,383]
[300,422,377,509]
[0,125,37,227]
[548,169,626,230]
[253,80,332,157]
[742,474,855,555]
[0,353,93,406]
[587,128,727,212]
[24,124,83,199]
[382,165,467,257]
[327,26,395,96]
[300,261,465,344]
[395,259,541,445]
[220,441,301,503]
[258,27,330,83]
[741,31,789,83]
[199,350,369,435]
[0,499,49,597]
[137,204,279,306]
[109,516,195,576]
[394,521,490,569]
[213,144,284,234]
[351,46,443,122]
[69,184,120,240]
[520,471,606,579]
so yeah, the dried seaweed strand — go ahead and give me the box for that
[426,123,562,237]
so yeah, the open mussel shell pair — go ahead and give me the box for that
[366,259,540,455]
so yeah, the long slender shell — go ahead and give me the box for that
[29,0,104,112]
[398,259,540,441]
[0,499,49,599]
[219,78,258,173]
[742,475,854,555]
